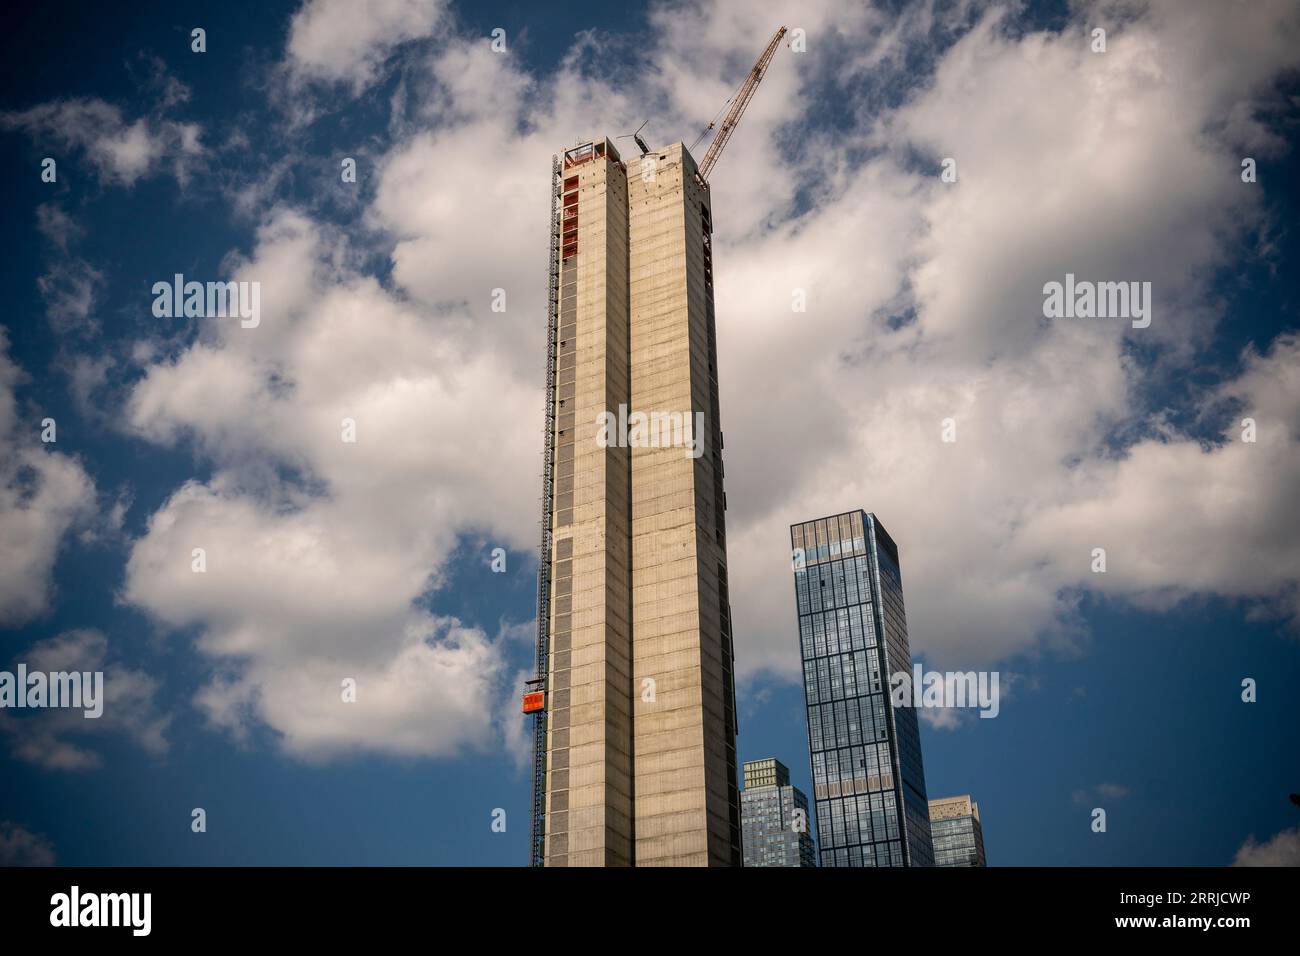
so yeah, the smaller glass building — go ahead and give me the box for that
[789,510,934,867]
[929,795,987,867]
[740,758,817,867]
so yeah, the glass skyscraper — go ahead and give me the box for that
[789,511,934,867]
[929,795,987,867]
[740,757,817,867]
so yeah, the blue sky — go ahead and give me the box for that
[1,0,1298,867]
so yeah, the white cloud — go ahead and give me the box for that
[500,665,535,772]
[123,209,533,759]
[713,0,1300,675]
[37,259,103,336]
[365,0,1300,682]
[1232,826,1300,866]
[62,353,118,425]
[286,0,446,90]
[0,629,169,771]
[0,97,202,187]
[0,332,96,627]
[35,203,83,251]
[917,706,963,732]
[192,614,502,759]
[0,822,55,866]
[117,0,1300,763]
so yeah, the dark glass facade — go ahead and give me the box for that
[789,511,934,867]
[740,758,817,867]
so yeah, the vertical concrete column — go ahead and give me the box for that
[545,144,634,866]
[627,144,739,866]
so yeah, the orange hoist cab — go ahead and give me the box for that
[521,682,545,714]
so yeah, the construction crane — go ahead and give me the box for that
[693,26,787,184]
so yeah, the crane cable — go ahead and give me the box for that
[689,72,749,153]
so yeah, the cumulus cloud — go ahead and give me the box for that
[116,0,1300,763]
[712,0,1300,674]
[366,0,1300,683]
[1232,826,1300,866]
[285,0,446,91]
[0,822,55,866]
[0,97,202,187]
[122,209,533,759]
[500,665,535,772]
[0,629,169,771]
[0,332,96,627]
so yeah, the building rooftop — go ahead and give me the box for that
[742,757,791,790]
[929,794,981,823]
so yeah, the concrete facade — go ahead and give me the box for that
[544,138,634,867]
[541,139,739,867]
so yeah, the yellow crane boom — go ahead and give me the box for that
[696,26,787,183]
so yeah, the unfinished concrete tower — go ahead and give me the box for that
[530,138,739,867]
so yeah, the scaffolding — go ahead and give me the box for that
[529,155,562,868]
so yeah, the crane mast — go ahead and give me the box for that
[696,26,787,183]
